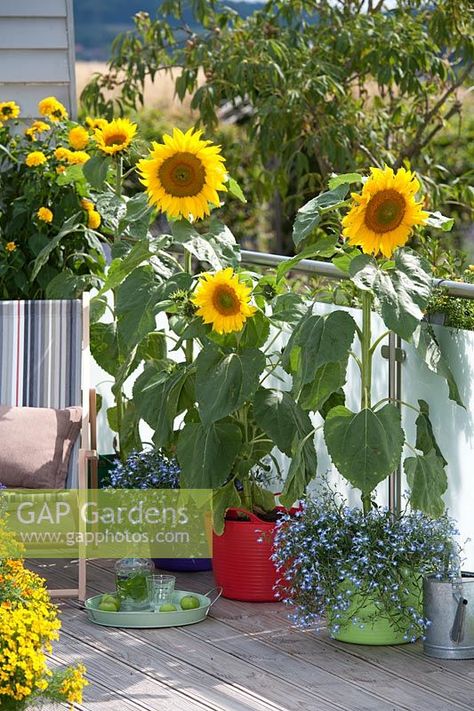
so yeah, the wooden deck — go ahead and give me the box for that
[30,559,474,711]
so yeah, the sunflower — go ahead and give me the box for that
[342,167,429,258]
[94,118,137,155]
[5,242,17,252]
[87,210,101,229]
[38,96,68,122]
[137,127,227,221]
[68,126,89,150]
[25,151,47,167]
[0,101,20,122]
[192,268,256,334]
[65,150,90,165]
[84,116,107,131]
[25,120,50,139]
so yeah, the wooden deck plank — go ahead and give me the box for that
[27,559,474,711]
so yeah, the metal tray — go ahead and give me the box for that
[85,588,222,628]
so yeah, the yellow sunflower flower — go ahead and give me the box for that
[94,118,137,155]
[87,210,101,229]
[0,101,20,122]
[342,166,429,258]
[25,120,51,139]
[37,207,53,223]
[5,242,17,252]
[68,125,89,150]
[84,116,107,131]
[38,96,68,122]
[192,268,256,334]
[81,198,94,212]
[25,151,47,167]
[137,127,227,221]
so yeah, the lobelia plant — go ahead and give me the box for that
[272,488,461,640]
[281,166,462,517]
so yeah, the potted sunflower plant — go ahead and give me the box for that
[125,127,320,600]
[272,166,463,643]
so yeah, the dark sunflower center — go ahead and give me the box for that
[2,106,12,116]
[158,152,205,197]
[105,132,127,147]
[212,285,240,315]
[364,189,406,233]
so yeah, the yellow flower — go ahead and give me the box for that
[137,127,227,221]
[468,265,474,273]
[59,664,88,705]
[342,166,429,258]
[54,146,70,160]
[87,210,101,229]
[94,117,137,155]
[5,242,17,252]
[37,207,53,223]
[192,268,256,334]
[81,198,94,212]
[66,150,90,165]
[25,151,47,167]
[68,125,89,150]
[38,96,68,122]
[25,120,51,139]
[56,166,66,174]
[84,116,107,131]
[0,101,20,121]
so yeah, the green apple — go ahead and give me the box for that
[98,601,119,612]
[159,603,177,612]
[180,595,200,610]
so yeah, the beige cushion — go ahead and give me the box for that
[0,406,82,489]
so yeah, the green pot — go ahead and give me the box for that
[330,573,422,645]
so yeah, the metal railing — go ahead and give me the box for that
[241,248,474,512]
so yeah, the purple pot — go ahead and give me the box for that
[153,558,212,572]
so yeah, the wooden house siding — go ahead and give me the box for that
[0,0,76,119]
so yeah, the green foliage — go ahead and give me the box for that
[82,0,474,257]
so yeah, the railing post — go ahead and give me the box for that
[387,332,403,514]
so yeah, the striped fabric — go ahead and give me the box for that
[0,300,82,488]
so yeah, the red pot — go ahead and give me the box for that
[212,507,286,602]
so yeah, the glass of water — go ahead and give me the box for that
[147,574,176,611]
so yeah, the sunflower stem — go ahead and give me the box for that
[113,155,124,459]
[184,248,194,364]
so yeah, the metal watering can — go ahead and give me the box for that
[424,573,474,659]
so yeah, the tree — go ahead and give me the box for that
[82,0,474,254]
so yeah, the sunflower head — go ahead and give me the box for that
[25,120,50,140]
[0,101,20,122]
[37,207,53,223]
[38,96,68,122]
[192,268,256,334]
[85,116,108,131]
[137,127,227,221]
[341,167,429,258]
[94,118,137,155]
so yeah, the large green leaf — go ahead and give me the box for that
[413,323,464,407]
[299,358,349,412]
[115,266,159,351]
[31,215,81,281]
[280,431,318,508]
[212,480,241,535]
[254,388,312,455]
[172,219,240,269]
[177,422,242,488]
[292,183,349,247]
[45,272,92,299]
[350,250,432,340]
[415,399,447,465]
[90,322,119,376]
[324,404,405,494]
[98,239,155,294]
[283,310,356,390]
[404,449,447,517]
[83,154,112,189]
[133,364,189,447]
[195,346,265,425]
